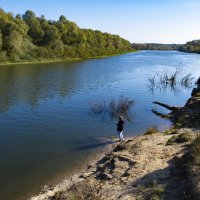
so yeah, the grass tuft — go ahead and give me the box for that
[186,134,200,199]
[166,131,191,145]
[144,126,159,136]
[163,128,178,135]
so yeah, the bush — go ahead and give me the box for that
[187,135,200,199]
[66,182,100,200]
[147,181,164,200]
[144,126,159,135]
[166,131,191,145]
[90,96,135,120]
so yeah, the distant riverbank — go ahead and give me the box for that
[0,51,136,66]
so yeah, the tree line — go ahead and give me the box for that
[0,8,133,64]
[179,40,200,54]
[132,41,200,54]
[132,43,181,51]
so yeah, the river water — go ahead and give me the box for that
[0,51,200,200]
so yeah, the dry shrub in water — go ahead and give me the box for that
[90,96,135,120]
[148,68,194,93]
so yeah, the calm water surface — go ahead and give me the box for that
[0,51,200,200]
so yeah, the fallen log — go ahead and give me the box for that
[152,109,170,118]
[153,101,180,111]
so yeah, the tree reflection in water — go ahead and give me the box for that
[0,63,79,112]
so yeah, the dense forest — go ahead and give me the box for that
[179,40,200,54]
[0,8,133,64]
[132,43,181,50]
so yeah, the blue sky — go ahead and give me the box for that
[1,0,200,44]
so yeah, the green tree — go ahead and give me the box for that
[22,10,44,44]
[3,30,24,60]
[0,30,2,50]
[0,8,133,63]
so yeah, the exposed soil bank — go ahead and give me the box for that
[153,88,200,128]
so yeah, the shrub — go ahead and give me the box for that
[146,181,164,200]
[147,68,194,93]
[166,131,191,145]
[144,126,159,135]
[66,182,101,200]
[187,135,200,198]
[149,185,164,200]
[90,96,135,120]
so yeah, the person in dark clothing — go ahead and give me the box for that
[117,116,125,141]
[197,77,200,89]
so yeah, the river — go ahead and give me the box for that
[0,50,200,200]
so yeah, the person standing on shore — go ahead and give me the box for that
[197,77,200,89]
[117,116,125,142]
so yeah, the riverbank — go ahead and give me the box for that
[30,89,200,200]
[31,128,198,200]
[0,51,136,66]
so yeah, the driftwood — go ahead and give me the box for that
[153,101,180,111]
[152,109,170,118]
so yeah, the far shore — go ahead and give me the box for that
[0,51,136,66]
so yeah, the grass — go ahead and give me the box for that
[144,126,159,135]
[174,122,183,129]
[186,134,200,199]
[0,57,82,66]
[166,131,191,145]
[148,182,164,200]
[163,128,179,135]
[66,182,100,200]
[0,51,136,66]
[137,180,164,200]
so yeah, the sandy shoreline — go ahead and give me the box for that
[29,137,118,200]
[30,130,195,200]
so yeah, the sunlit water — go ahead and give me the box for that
[0,51,200,200]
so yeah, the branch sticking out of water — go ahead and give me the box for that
[181,74,194,88]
